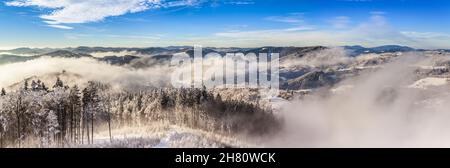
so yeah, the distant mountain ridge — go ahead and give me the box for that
[0,54,34,65]
[343,45,416,56]
[0,45,433,57]
[0,47,57,55]
[1,45,449,92]
[0,45,447,67]
[39,50,92,58]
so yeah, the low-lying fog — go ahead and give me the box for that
[269,54,450,147]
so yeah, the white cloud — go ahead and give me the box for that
[370,11,386,15]
[401,31,450,39]
[283,26,314,32]
[215,25,315,38]
[105,34,161,40]
[328,16,350,29]
[46,24,73,30]
[224,0,255,5]
[0,57,175,89]
[5,0,203,29]
[265,13,304,23]
[400,31,450,49]
[211,13,450,49]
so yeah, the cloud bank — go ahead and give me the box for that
[0,57,173,90]
[266,54,450,147]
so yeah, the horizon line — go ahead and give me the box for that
[1,44,448,51]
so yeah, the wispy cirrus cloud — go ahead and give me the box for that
[340,0,373,2]
[370,11,387,15]
[265,13,305,23]
[64,33,162,40]
[401,31,450,39]
[47,24,74,30]
[5,0,205,29]
[224,0,255,5]
[215,25,314,38]
[212,13,450,49]
[105,34,162,40]
[283,26,315,32]
[400,31,450,49]
[328,16,350,29]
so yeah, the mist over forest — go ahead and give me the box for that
[0,45,449,147]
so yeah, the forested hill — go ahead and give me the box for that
[0,78,279,148]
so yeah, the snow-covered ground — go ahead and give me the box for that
[331,85,355,94]
[408,77,449,89]
[71,123,250,148]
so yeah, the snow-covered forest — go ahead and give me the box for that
[0,78,279,148]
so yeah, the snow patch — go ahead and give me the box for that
[90,50,139,58]
[331,85,355,94]
[418,66,448,70]
[408,77,449,89]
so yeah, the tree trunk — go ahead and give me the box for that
[74,112,78,144]
[77,113,80,143]
[70,106,74,143]
[108,113,112,142]
[0,132,3,148]
[86,115,90,145]
[81,112,84,145]
[17,115,20,148]
[16,97,21,148]
[91,112,94,144]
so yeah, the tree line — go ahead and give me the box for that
[0,78,279,147]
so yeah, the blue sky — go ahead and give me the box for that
[0,0,449,49]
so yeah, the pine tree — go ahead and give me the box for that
[81,88,90,144]
[53,77,64,88]
[0,105,6,148]
[69,85,81,143]
[15,94,23,148]
[99,91,113,142]
[89,84,100,144]
[81,82,101,144]
[51,86,68,146]
[24,80,29,91]
[1,88,5,96]
[41,83,49,92]
[31,80,37,91]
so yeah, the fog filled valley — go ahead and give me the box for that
[0,45,450,147]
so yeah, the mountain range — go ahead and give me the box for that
[0,45,430,65]
[1,45,449,91]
